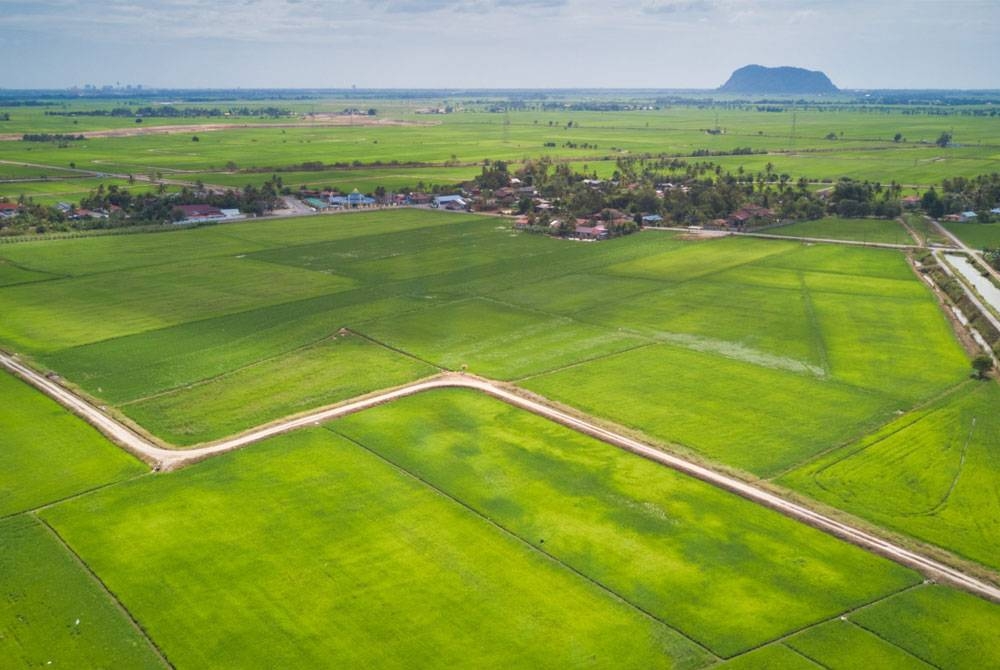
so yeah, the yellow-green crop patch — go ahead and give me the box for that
[0,371,146,518]
[604,236,796,282]
[784,618,933,668]
[766,217,914,245]
[40,428,712,669]
[719,645,819,669]
[0,516,164,669]
[850,586,1000,669]
[330,389,919,657]
[524,343,901,476]
[358,297,645,380]
[781,382,1000,570]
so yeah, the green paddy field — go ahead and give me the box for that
[2,202,998,667]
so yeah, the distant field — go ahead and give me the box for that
[0,515,164,669]
[0,177,173,206]
[2,104,998,201]
[185,165,481,193]
[781,381,1000,571]
[0,164,82,180]
[41,427,711,669]
[765,216,914,245]
[943,221,1000,249]
[0,371,146,518]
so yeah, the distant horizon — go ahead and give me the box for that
[3,1,997,90]
[3,85,1000,95]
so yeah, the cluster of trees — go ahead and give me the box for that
[920,174,1000,218]
[489,153,920,230]
[81,180,283,220]
[0,179,283,236]
[22,133,85,142]
[828,179,903,218]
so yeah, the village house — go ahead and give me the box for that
[571,223,609,240]
[433,194,468,211]
[0,202,21,219]
[406,193,433,206]
[727,205,775,229]
[173,204,226,222]
[330,189,376,208]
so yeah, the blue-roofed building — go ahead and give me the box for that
[330,188,376,208]
[641,214,663,225]
[959,211,978,222]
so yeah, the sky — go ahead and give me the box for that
[1,0,998,90]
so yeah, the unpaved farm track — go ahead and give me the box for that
[0,117,433,142]
[3,351,999,603]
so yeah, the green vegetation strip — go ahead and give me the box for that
[41,428,711,669]
[0,371,146,518]
[764,217,913,245]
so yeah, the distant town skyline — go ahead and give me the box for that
[2,0,998,90]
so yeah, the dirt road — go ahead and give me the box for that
[0,117,433,142]
[3,350,998,602]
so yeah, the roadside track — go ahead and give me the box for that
[3,350,999,603]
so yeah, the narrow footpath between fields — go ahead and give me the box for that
[3,350,999,604]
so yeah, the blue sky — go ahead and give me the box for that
[2,0,997,89]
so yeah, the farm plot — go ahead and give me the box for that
[358,297,644,380]
[330,389,918,658]
[783,618,933,668]
[0,256,354,353]
[40,428,711,670]
[522,343,900,476]
[123,332,437,445]
[727,584,1000,669]
[0,516,164,669]
[38,290,435,404]
[850,585,1000,669]
[943,221,1000,250]
[0,259,56,287]
[765,217,914,245]
[781,382,1000,571]
[0,371,146,518]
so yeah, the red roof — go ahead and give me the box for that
[174,204,223,217]
[0,203,19,211]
